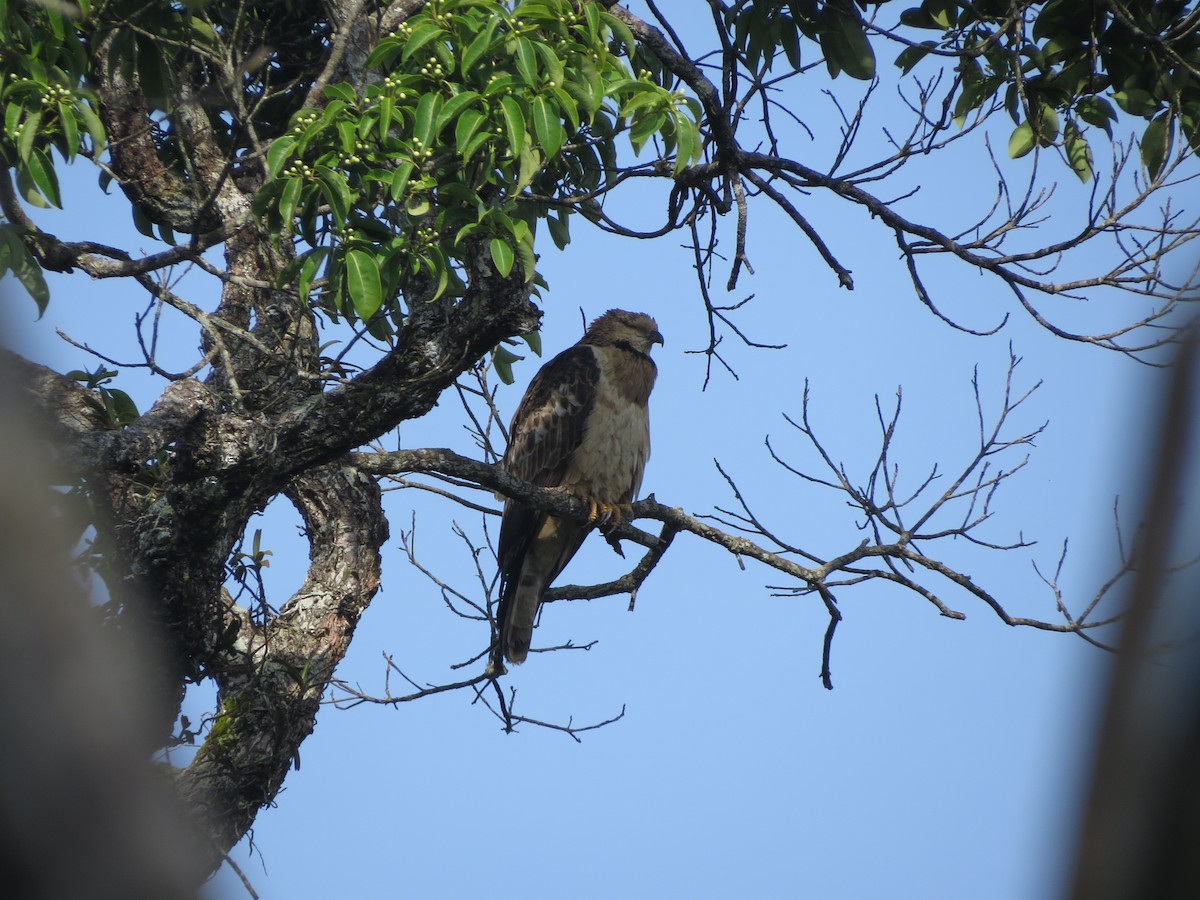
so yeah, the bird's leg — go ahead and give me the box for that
[579,497,633,554]
[582,496,600,526]
[579,497,627,529]
[595,502,632,533]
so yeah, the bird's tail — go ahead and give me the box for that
[499,572,543,665]
[495,515,585,666]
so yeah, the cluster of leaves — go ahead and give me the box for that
[724,0,1200,181]
[899,0,1200,181]
[4,0,1194,329]
[68,365,141,428]
[256,0,702,336]
[0,0,108,312]
[0,218,49,312]
[728,0,878,80]
[0,0,106,206]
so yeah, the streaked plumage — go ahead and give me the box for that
[495,309,663,665]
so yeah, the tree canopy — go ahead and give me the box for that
[0,0,1196,888]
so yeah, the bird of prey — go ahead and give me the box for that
[495,309,663,666]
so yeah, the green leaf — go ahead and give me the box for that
[390,160,416,200]
[517,144,541,190]
[17,109,41,163]
[1008,121,1036,158]
[454,108,486,157]
[953,75,1000,128]
[58,101,78,159]
[489,236,515,277]
[345,249,383,321]
[673,112,698,175]
[315,166,350,225]
[6,102,21,141]
[414,91,442,148]
[378,94,394,140]
[318,101,349,137]
[902,0,955,28]
[131,203,156,238]
[1035,103,1060,146]
[424,245,451,300]
[250,178,283,217]
[629,110,665,154]
[780,17,801,69]
[583,1,602,41]
[600,11,636,56]
[297,247,329,302]
[1065,132,1093,182]
[548,85,580,132]
[279,177,303,225]
[492,345,523,384]
[336,119,357,154]
[895,41,935,75]
[136,36,174,107]
[515,36,538,87]
[437,183,479,209]
[565,60,603,117]
[531,95,564,158]
[454,221,483,246]
[534,41,566,89]
[366,38,403,69]
[13,248,50,313]
[1141,114,1170,180]
[22,148,61,208]
[462,17,500,76]
[406,193,431,216]
[1182,100,1200,154]
[515,232,536,283]
[546,212,571,250]
[518,331,542,360]
[618,82,664,115]
[821,11,875,81]
[402,22,447,63]
[366,311,394,342]
[500,94,527,156]
[0,225,49,315]
[75,100,106,154]
[104,388,140,426]
[462,128,493,162]
[925,0,955,29]
[483,74,518,98]
[1076,96,1116,137]
[437,90,481,135]
[267,135,298,179]
[1113,88,1159,118]
[322,83,357,104]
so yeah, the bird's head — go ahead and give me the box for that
[586,309,664,354]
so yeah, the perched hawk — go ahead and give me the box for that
[495,309,663,665]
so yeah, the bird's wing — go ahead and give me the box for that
[495,344,600,664]
[501,344,599,488]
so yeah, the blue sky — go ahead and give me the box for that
[4,7,1189,897]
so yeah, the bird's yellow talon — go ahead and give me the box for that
[596,502,631,533]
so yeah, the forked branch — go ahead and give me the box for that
[350,353,1123,689]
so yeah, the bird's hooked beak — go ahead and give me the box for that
[650,329,665,347]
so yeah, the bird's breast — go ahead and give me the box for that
[562,363,651,503]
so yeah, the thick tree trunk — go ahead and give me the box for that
[7,0,547,881]
[174,464,388,875]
